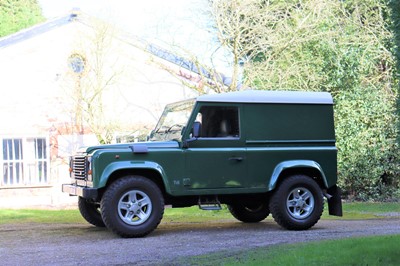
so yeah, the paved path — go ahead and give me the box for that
[1,218,399,265]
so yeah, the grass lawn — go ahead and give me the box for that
[0,208,85,224]
[178,234,400,266]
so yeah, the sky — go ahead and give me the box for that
[37,0,231,74]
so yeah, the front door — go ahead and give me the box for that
[183,104,246,191]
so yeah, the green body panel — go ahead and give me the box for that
[245,147,337,189]
[184,147,246,189]
[89,143,185,195]
[243,103,335,141]
[97,160,168,190]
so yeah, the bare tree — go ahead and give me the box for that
[209,0,351,91]
[157,0,320,93]
[146,44,233,95]
[67,19,122,144]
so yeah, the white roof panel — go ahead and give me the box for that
[197,90,333,105]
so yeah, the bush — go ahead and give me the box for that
[336,88,400,201]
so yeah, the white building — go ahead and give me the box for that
[0,12,204,208]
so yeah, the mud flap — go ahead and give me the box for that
[327,185,343,216]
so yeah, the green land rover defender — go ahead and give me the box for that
[62,90,342,237]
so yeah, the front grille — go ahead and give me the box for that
[72,155,88,180]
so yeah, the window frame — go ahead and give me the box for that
[1,136,50,187]
[189,103,241,140]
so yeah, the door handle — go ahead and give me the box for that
[229,156,244,162]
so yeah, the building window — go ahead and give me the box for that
[1,137,49,187]
[2,139,23,185]
[68,54,85,74]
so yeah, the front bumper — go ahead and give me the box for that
[62,184,98,199]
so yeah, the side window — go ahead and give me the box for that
[196,106,240,138]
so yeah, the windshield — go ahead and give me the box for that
[150,99,195,141]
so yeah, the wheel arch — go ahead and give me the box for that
[97,161,170,197]
[269,160,328,191]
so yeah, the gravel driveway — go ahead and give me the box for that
[1,217,399,265]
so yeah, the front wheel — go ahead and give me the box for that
[101,176,164,238]
[269,175,324,230]
[78,197,105,227]
[228,202,269,223]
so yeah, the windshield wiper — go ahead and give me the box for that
[166,124,183,133]
[155,126,169,134]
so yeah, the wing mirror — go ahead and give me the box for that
[191,121,201,138]
[183,121,201,147]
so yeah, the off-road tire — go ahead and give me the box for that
[269,175,324,230]
[101,176,164,238]
[228,202,269,223]
[78,197,105,227]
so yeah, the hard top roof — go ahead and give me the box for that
[196,90,333,104]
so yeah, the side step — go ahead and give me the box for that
[198,196,222,211]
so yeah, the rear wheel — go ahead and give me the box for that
[78,197,105,227]
[101,176,164,238]
[228,202,269,223]
[269,175,324,230]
